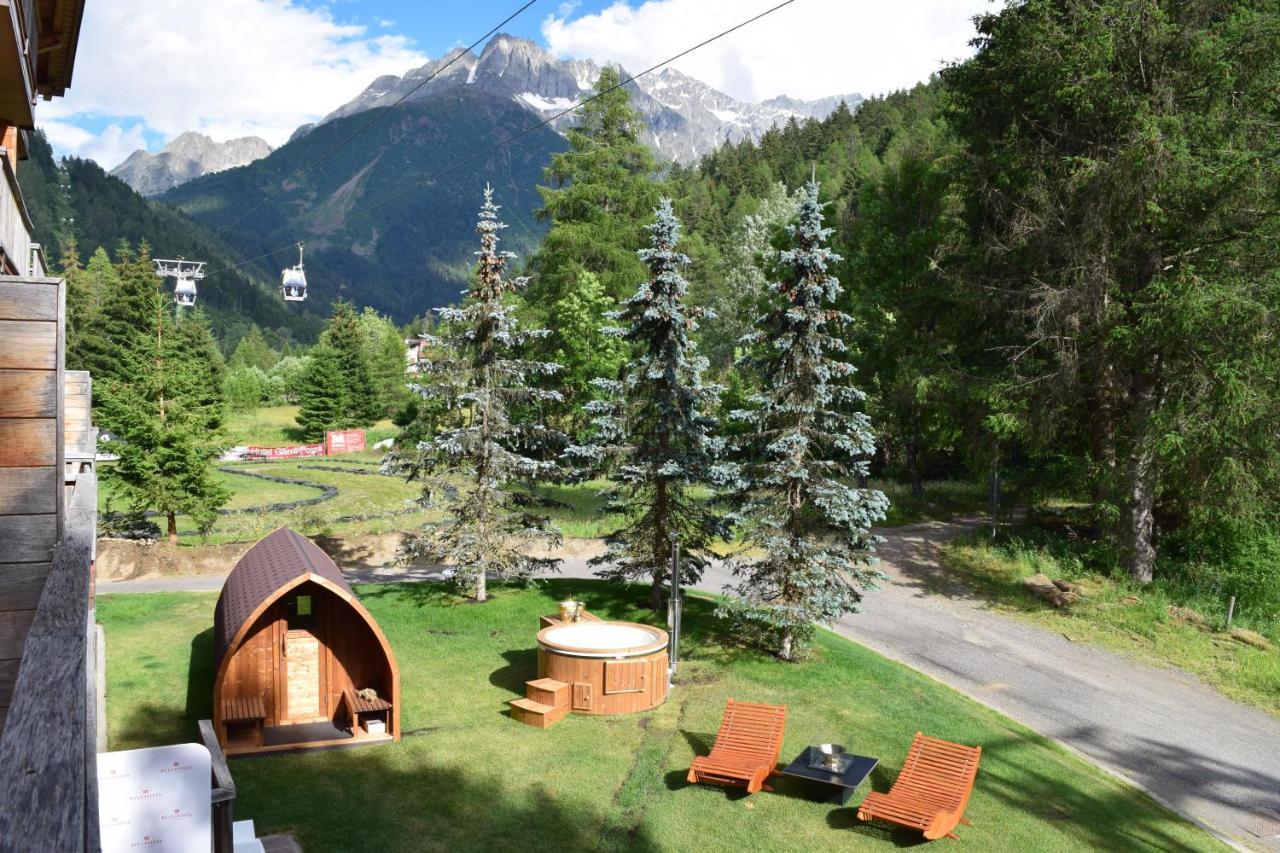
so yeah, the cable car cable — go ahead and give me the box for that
[344,0,799,222]
[204,0,799,278]
[209,0,541,242]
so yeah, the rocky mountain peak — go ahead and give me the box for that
[110,132,273,196]
[296,33,862,165]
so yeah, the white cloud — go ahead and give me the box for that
[39,0,428,168]
[543,0,991,102]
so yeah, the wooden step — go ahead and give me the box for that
[526,678,570,709]
[508,697,568,729]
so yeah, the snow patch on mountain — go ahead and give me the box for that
[301,34,861,165]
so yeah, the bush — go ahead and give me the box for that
[1160,519,1280,625]
[224,366,267,412]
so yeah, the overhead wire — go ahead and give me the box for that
[207,0,541,243]
[205,0,801,278]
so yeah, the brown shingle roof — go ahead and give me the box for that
[214,528,353,666]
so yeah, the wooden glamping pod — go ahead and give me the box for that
[212,528,400,755]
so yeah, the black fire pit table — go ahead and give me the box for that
[779,746,878,805]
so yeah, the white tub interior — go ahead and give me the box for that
[541,622,664,654]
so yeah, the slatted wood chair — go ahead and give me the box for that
[687,699,788,795]
[856,732,981,841]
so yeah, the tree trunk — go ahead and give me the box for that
[649,573,664,611]
[1121,371,1160,585]
[907,416,923,500]
[778,628,794,662]
[167,511,178,546]
[474,570,488,603]
[1121,443,1157,584]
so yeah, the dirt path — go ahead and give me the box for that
[97,519,1280,849]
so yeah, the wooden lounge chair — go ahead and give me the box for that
[856,732,981,841]
[687,699,788,794]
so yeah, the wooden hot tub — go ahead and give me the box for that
[536,621,669,715]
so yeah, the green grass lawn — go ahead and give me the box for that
[224,405,400,447]
[98,580,1221,852]
[944,534,1280,717]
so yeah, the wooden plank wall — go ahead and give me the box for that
[0,275,64,730]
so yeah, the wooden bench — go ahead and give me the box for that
[856,731,981,841]
[687,699,788,795]
[342,687,393,735]
[220,696,266,747]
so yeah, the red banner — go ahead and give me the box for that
[245,443,325,460]
[325,429,366,456]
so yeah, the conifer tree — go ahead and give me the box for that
[388,187,565,602]
[100,288,229,543]
[322,301,380,427]
[76,242,156,389]
[295,345,346,441]
[229,325,278,372]
[569,200,729,609]
[722,179,889,660]
[529,66,661,310]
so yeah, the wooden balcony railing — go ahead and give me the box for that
[0,140,32,276]
[0,469,98,851]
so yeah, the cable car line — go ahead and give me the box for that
[346,0,799,223]
[209,0,541,243]
[203,0,799,281]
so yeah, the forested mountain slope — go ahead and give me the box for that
[18,131,324,349]
[162,89,567,322]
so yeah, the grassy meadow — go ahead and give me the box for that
[96,580,1222,853]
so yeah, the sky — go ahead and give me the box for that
[40,0,992,170]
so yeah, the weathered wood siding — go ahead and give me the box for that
[0,274,64,729]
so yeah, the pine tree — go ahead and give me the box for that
[569,200,729,609]
[387,187,565,602]
[100,286,229,543]
[295,345,346,441]
[76,242,156,389]
[722,179,889,660]
[229,324,278,372]
[528,67,661,310]
[322,301,380,427]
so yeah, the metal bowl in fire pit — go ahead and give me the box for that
[809,743,853,774]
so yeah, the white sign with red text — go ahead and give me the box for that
[98,742,211,853]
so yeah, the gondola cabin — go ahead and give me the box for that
[173,277,198,306]
[212,528,400,755]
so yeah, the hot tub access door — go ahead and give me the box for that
[604,660,647,694]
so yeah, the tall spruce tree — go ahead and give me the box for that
[101,288,229,543]
[524,65,660,404]
[322,301,381,427]
[389,187,566,602]
[295,345,346,441]
[722,179,889,660]
[568,200,729,609]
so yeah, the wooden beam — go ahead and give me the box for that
[0,467,57,514]
[0,563,50,612]
[0,610,35,661]
[0,370,56,417]
[0,659,17,699]
[0,420,56,467]
[0,322,56,369]
[0,516,57,562]
[0,472,97,850]
[0,282,58,321]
